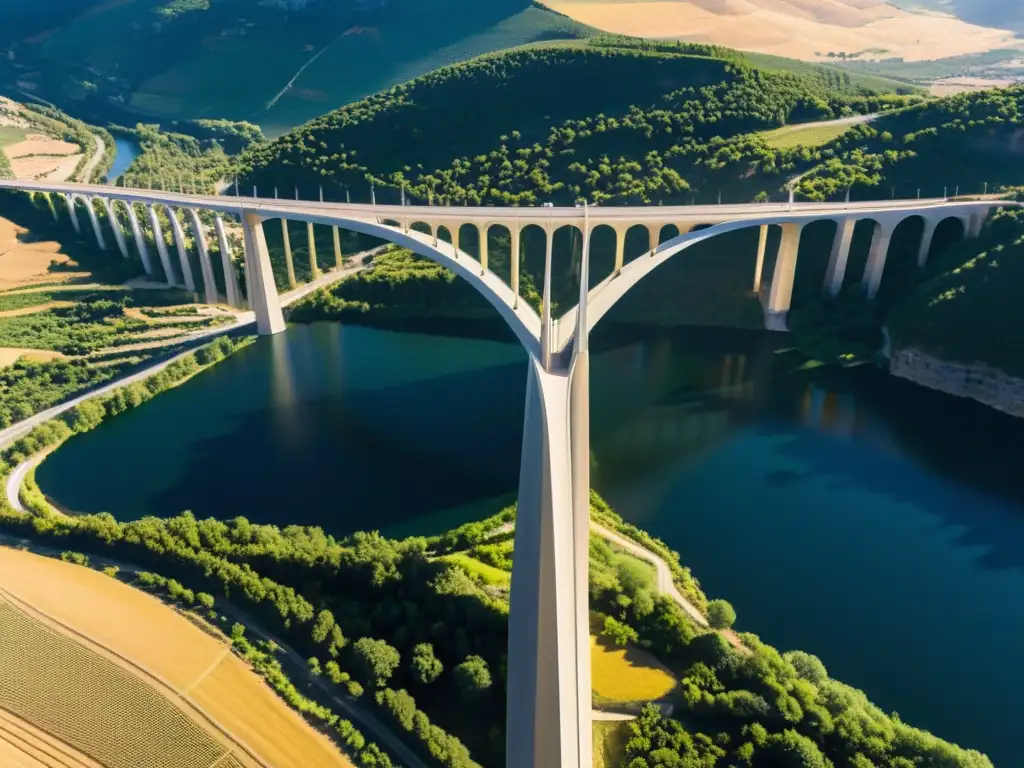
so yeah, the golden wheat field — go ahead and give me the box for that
[0,546,226,690]
[0,547,354,768]
[0,594,229,768]
[591,635,678,704]
[0,707,103,768]
[191,653,350,768]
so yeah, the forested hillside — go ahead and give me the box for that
[0,0,593,132]
[240,39,920,205]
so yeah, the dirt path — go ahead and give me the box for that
[0,302,74,318]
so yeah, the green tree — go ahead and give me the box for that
[410,643,443,685]
[601,615,639,647]
[311,608,336,644]
[353,638,401,689]
[784,650,828,684]
[453,655,492,694]
[707,599,736,629]
[308,657,322,676]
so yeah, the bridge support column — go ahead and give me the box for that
[333,226,343,269]
[646,223,660,257]
[917,217,938,267]
[479,224,488,274]
[452,226,461,257]
[307,222,321,279]
[242,213,285,335]
[64,195,81,234]
[967,212,985,239]
[100,199,129,260]
[147,205,177,286]
[766,222,803,331]
[214,216,241,308]
[45,193,59,223]
[511,226,521,306]
[167,208,197,293]
[84,199,107,250]
[281,220,297,289]
[186,209,219,305]
[824,218,855,296]
[753,224,768,293]
[125,204,153,275]
[507,354,592,768]
[862,221,894,300]
[610,227,624,274]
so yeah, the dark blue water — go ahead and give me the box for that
[37,323,1024,764]
[106,135,141,183]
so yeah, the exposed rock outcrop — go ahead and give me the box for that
[890,347,1024,417]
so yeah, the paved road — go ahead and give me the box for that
[590,521,708,629]
[78,135,106,183]
[0,179,1006,231]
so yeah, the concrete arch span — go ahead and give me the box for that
[254,209,542,357]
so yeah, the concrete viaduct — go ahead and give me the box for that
[0,178,1014,768]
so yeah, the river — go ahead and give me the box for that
[37,322,1024,764]
[105,134,141,184]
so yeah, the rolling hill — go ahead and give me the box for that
[534,0,1022,62]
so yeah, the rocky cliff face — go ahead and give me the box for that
[890,347,1024,418]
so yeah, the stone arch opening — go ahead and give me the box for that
[518,224,548,314]
[930,216,968,261]
[791,219,838,307]
[876,215,926,303]
[486,223,513,287]
[552,224,584,321]
[410,221,432,236]
[436,225,453,245]
[588,224,617,287]
[623,224,652,267]
[457,223,480,262]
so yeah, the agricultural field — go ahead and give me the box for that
[758,121,859,151]
[0,192,243,427]
[590,635,678,706]
[0,546,354,768]
[536,0,1021,62]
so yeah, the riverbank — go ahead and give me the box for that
[890,347,1024,417]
